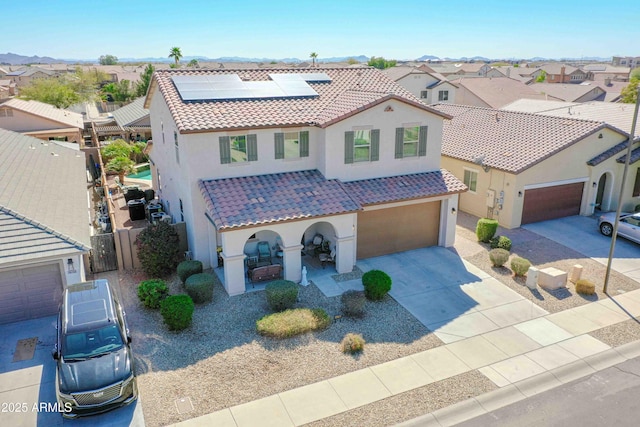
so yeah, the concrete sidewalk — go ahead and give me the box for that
[171,289,640,427]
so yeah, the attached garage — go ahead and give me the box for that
[356,201,441,259]
[521,182,584,225]
[0,263,63,324]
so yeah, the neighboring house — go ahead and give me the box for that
[0,79,16,100]
[612,56,640,68]
[450,77,556,108]
[383,66,456,104]
[529,83,606,102]
[92,97,151,141]
[0,128,90,324]
[422,63,492,78]
[583,64,631,82]
[5,66,58,87]
[0,67,8,78]
[431,104,634,229]
[0,98,84,142]
[490,66,542,84]
[539,64,587,83]
[144,67,466,295]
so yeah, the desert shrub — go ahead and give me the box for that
[135,221,181,277]
[184,273,215,304]
[341,333,366,354]
[160,294,194,331]
[575,279,596,295]
[177,260,203,284]
[256,308,331,338]
[490,235,512,251]
[511,257,532,277]
[341,290,366,318]
[476,218,499,243]
[362,270,392,301]
[265,280,299,312]
[489,248,510,267]
[137,279,168,309]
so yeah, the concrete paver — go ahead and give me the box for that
[481,326,542,357]
[410,346,471,381]
[571,302,629,328]
[459,279,523,311]
[429,311,500,343]
[477,366,510,387]
[328,369,391,410]
[557,335,611,359]
[525,344,580,370]
[545,309,602,335]
[489,355,547,383]
[446,336,509,369]
[230,395,293,427]
[278,381,347,426]
[369,356,434,394]
[480,300,548,328]
[514,317,574,346]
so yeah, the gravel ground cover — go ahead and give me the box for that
[306,370,496,427]
[117,270,442,427]
[589,319,640,347]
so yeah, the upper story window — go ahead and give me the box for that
[274,131,309,159]
[420,90,429,99]
[438,90,449,101]
[344,129,379,164]
[174,131,179,164]
[395,126,428,159]
[464,169,478,192]
[571,74,583,80]
[0,108,12,118]
[219,134,257,164]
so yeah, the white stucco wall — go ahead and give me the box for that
[396,73,440,102]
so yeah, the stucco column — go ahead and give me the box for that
[222,253,246,296]
[439,194,458,247]
[282,244,303,283]
[335,235,355,274]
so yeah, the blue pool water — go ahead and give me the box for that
[127,169,151,180]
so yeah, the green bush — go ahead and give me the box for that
[160,294,194,331]
[135,221,181,277]
[635,204,640,213]
[476,218,499,243]
[575,279,596,295]
[511,257,532,277]
[341,290,366,318]
[177,260,203,284]
[489,235,512,251]
[265,280,299,312]
[184,273,215,304]
[341,333,366,354]
[489,248,510,267]
[256,308,331,338]
[137,279,168,309]
[362,270,392,301]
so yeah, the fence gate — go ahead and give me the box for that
[90,233,118,273]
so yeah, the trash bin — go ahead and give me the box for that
[128,199,146,221]
[144,189,155,202]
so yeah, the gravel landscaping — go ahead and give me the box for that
[589,319,640,347]
[117,270,443,427]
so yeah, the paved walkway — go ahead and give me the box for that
[172,279,640,427]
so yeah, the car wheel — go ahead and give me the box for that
[600,222,613,236]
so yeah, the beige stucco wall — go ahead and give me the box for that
[396,73,440,103]
[453,86,489,108]
[0,108,76,133]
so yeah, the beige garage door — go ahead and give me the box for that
[357,201,441,259]
[522,182,584,225]
[0,263,63,324]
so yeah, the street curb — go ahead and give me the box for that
[396,338,640,427]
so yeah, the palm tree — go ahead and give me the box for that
[310,52,318,67]
[169,47,183,66]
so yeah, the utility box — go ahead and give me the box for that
[486,189,495,208]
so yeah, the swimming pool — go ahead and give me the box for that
[127,169,151,180]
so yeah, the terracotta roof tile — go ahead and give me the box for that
[432,104,608,174]
[148,67,448,132]
[342,170,467,206]
[199,170,359,230]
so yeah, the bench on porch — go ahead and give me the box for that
[248,264,282,284]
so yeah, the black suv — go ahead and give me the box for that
[52,279,137,418]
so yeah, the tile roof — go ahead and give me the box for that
[199,170,359,230]
[431,103,613,174]
[539,64,579,75]
[0,129,90,262]
[6,67,57,77]
[587,139,630,166]
[452,77,556,108]
[146,67,449,132]
[1,98,83,129]
[529,83,604,102]
[616,146,640,165]
[341,170,467,206]
[111,97,149,127]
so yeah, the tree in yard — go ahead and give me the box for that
[135,64,155,97]
[19,78,80,108]
[102,80,135,103]
[187,59,199,68]
[99,54,118,65]
[347,57,359,65]
[536,70,547,83]
[100,139,133,162]
[169,47,183,66]
[367,56,397,70]
[310,52,318,67]
[105,155,135,183]
[135,221,181,277]
[620,76,639,104]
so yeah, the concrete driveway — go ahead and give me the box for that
[313,247,548,344]
[0,316,144,427]
[523,215,640,282]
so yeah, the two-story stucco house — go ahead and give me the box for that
[144,68,466,295]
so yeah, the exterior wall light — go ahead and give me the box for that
[67,258,76,274]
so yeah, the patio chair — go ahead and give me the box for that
[257,241,271,264]
[305,234,323,255]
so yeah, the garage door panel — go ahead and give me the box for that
[522,183,584,225]
[357,202,440,259]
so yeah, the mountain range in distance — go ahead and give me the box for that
[0,52,612,65]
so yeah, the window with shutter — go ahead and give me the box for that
[370,129,380,161]
[395,127,404,159]
[300,131,309,157]
[247,134,257,161]
[418,126,428,157]
[219,136,231,164]
[274,133,284,159]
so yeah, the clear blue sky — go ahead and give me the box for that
[3,0,638,61]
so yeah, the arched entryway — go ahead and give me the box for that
[595,172,613,211]
[301,222,338,272]
[242,229,284,286]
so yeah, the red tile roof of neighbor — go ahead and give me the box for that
[146,67,450,132]
[431,104,622,174]
[200,169,466,230]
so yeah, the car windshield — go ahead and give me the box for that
[62,324,124,360]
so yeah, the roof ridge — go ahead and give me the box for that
[0,205,90,251]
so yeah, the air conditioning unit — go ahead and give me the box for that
[159,214,172,224]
